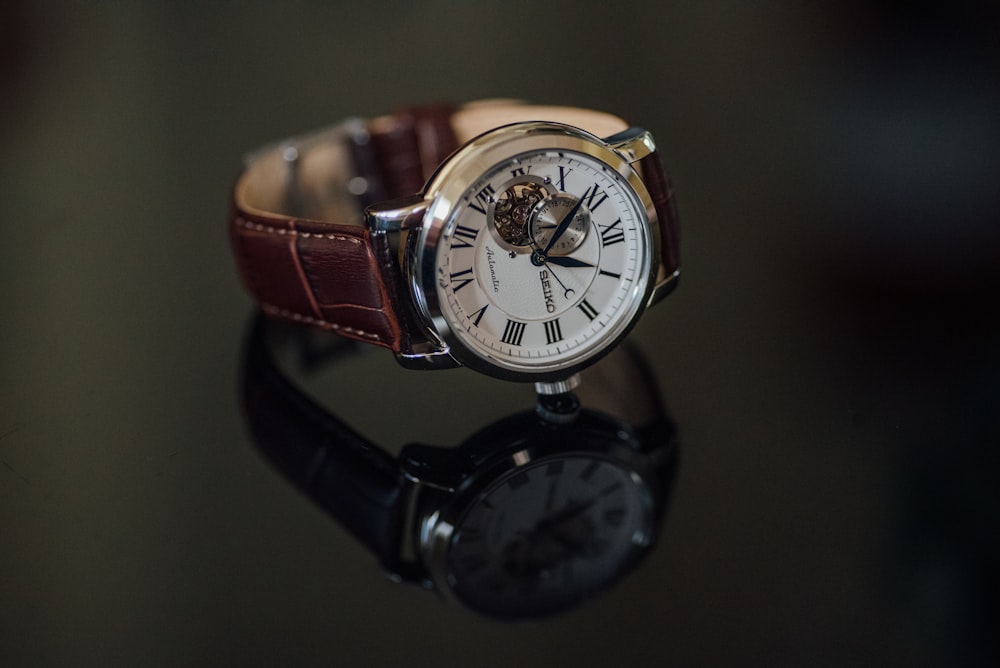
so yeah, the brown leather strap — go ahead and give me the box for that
[229,102,675,351]
[638,153,680,277]
[229,105,458,351]
[370,103,459,198]
[229,211,412,349]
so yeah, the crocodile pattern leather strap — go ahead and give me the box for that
[242,317,407,567]
[229,105,458,352]
[638,153,681,277]
[229,102,679,352]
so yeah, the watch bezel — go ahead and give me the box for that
[415,411,661,619]
[407,122,662,382]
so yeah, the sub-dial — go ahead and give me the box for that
[529,195,591,255]
[487,179,551,249]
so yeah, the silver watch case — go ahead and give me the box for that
[369,122,663,383]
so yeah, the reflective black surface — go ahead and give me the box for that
[242,318,677,620]
[2,2,999,666]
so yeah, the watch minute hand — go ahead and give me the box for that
[542,191,587,256]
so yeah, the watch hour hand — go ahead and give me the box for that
[546,255,594,269]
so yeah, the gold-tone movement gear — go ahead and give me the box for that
[491,181,547,246]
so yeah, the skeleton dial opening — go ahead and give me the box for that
[436,149,650,368]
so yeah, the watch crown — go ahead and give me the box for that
[534,375,581,396]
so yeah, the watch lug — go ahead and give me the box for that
[605,127,656,163]
[648,269,681,306]
[367,195,454,368]
[394,345,462,370]
[365,195,428,232]
[380,479,435,588]
[382,566,434,589]
[399,443,467,491]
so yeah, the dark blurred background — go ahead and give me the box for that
[1,1,998,666]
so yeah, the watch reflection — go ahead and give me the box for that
[240,317,679,620]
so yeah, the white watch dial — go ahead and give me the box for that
[434,148,652,375]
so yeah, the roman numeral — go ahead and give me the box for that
[468,304,488,327]
[579,460,600,480]
[510,165,531,177]
[449,268,474,292]
[582,183,609,212]
[500,319,526,346]
[543,318,563,345]
[467,184,496,214]
[555,165,573,191]
[451,224,479,248]
[598,217,625,246]
[577,299,599,321]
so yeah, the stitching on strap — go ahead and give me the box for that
[236,216,386,344]
[237,217,363,244]
[260,303,385,343]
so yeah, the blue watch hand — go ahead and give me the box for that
[542,191,586,256]
[546,255,594,269]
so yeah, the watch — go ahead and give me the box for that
[241,316,679,620]
[229,101,680,388]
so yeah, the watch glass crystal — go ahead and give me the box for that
[433,146,652,376]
